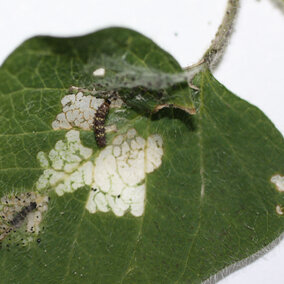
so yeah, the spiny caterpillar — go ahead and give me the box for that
[93,99,111,147]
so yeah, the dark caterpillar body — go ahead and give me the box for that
[8,202,37,228]
[93,99,111,147]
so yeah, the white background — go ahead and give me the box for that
[0,0,283,283]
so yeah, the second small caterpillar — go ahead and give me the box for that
[93,99,111,147]
[8,202,37,228]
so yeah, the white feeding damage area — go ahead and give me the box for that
[271,174,284,192]
[36,129,164,217]
[86,128,163,217]
[271,174,284,215]
[93,67,105,77]
[52,91,123,130]
[36,130,93,193]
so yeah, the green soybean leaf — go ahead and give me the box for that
[0,28,283,284]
